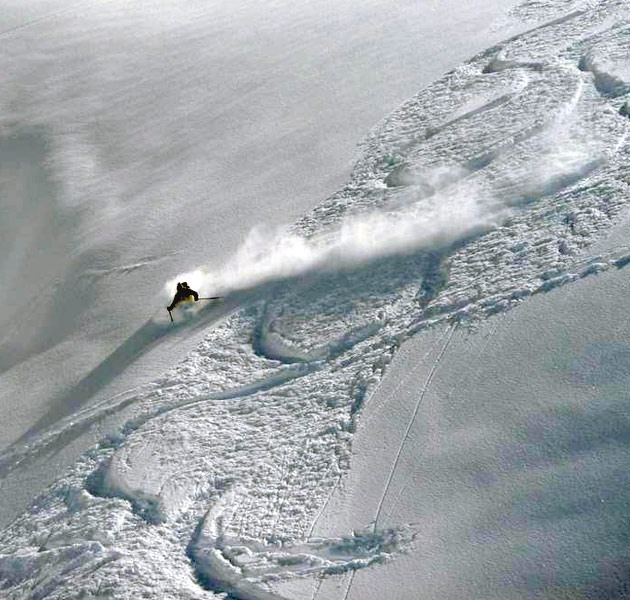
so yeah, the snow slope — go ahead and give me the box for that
[310,229,630,600]
[2,0,630,598]
[0,0,521,525]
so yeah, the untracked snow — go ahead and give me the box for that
[2,0,630,599]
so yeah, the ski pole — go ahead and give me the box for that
[197,296,223,300]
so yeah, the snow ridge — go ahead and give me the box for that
[2,1,630,598]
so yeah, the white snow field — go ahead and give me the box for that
[0,0,519,525]
[2,0,630,599]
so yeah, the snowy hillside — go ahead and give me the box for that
[0,0,519,519]
[2,0,630,599]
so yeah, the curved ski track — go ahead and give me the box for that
[2,2,630,599]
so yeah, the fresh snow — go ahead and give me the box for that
[312,254,630,600]
[2,0,630,599]
[0,0,523,518]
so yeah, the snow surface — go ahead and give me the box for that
[309,247,630,600]
[3,0,630,598]
[0,0,521,523]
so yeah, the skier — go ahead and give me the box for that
[168,281,199,312]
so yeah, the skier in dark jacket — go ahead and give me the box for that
[168,282,199,312]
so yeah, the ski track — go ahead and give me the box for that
[2,1,630,598]
[371,324,456,532]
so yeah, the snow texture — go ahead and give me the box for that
[2,0,630,598]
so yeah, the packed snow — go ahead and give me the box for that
[2,0,630,598]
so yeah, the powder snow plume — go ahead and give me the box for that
[167,80,618,301]
[166,176,505,298]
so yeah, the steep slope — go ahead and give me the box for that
[2,1,630,598]
[0,0,521,526]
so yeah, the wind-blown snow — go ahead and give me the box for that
[2,0,630,599]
